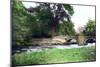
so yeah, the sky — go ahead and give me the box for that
[22,2,95,33]
[71,5,95,32]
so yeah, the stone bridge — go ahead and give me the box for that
[32,35,95,46]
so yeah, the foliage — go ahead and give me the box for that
[12,0,76,46]
[63,4,74,16]
[58,21,76,35]
[83,19,96,36]
[12,0,35,45]
[30,6,52,37]
[12,46,96,66]
[27,3,75,36]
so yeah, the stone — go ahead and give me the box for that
[76,35,86,45]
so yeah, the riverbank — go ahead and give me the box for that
[13,43,95,54]
[12,44,96,66]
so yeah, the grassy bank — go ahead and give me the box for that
[12,46,96,66]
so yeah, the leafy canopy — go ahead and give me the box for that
[12,0,75,46]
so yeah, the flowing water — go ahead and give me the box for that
[12,43,96,54]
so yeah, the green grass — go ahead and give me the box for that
[12,46,96,66]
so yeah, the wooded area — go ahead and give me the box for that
[12,0,95,46]
[12,0,96,66]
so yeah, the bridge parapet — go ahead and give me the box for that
[32,35,95,46]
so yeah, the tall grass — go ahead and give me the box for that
[12,46,96,66]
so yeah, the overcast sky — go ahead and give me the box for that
[71,5,95,32]
[22,2,95,32]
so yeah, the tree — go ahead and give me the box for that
[83,19,96,37]
[12,0,36,46]
[12,0,75,46]
[26,2,74,36]
[58,21,76,35]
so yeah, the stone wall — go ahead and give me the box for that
[32,35,89,46]
[32,36,69,45]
